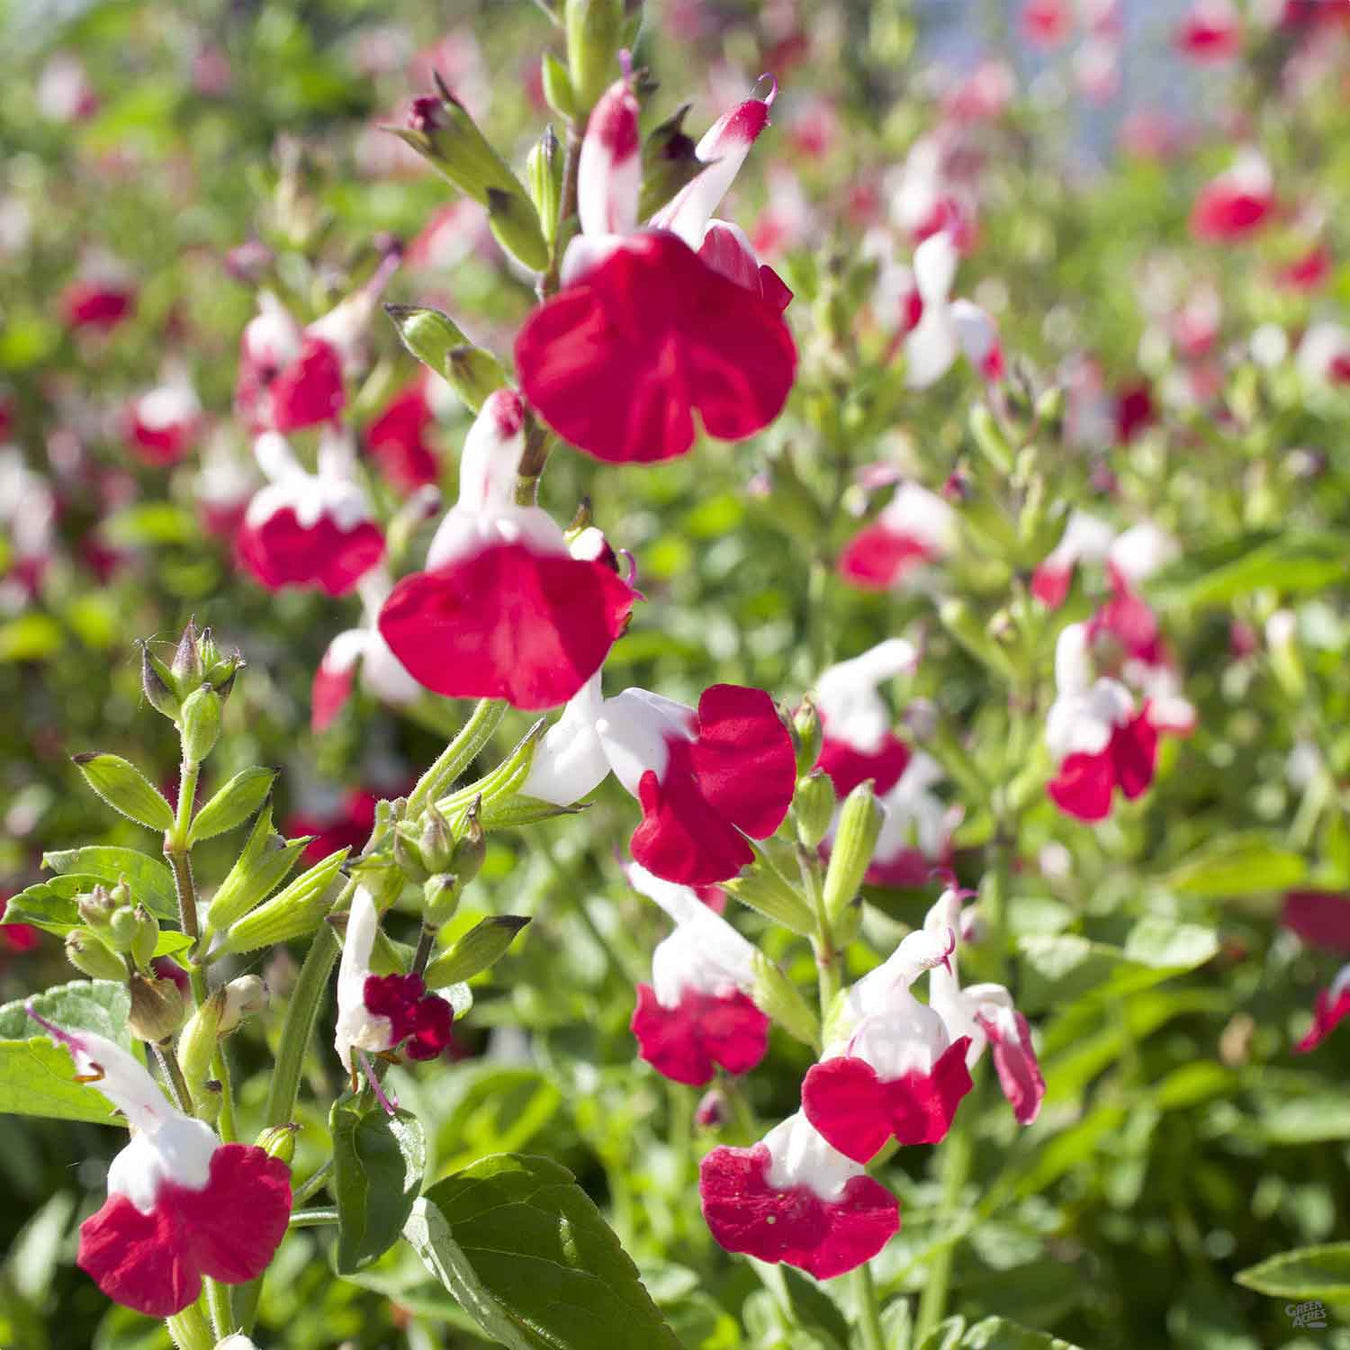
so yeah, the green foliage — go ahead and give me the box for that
[331,1099,426,1275]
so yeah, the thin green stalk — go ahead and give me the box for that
[912,1087,976,1342]
[212,1043,238,1143]
[291,1158,333,1206]
[165,1301,213,1350]
[406,698,505,816]
[288,1206,340,1228]
[852,1263,887,1350]
[205,1276,233,1340]
[154,1042,192,1113]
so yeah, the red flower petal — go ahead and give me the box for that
[270,337,345,432]
[688,684,797,839]
[633,758,757,886]
[378,542,634,710]
[837,523,932,590]
[515,232,797,464]
[1031,562,1073,609]
[1047,749,1115,822]
[238,509,385,597]
[1281,892,1350,954]
[129,418,194,467]
[699,1143,899,1280]
[1294,985,1350,1054]
[818,732,911,798]
[78,1144,291,1317]
[978,1010,1045,1124]
[801,1039,973,1162]
[1190,188,1271,242]
[1110,711,1157,800]
[364,973,455,1061]
[367,384,439,491]
[311,657,356,733]
[630,983,769,1086]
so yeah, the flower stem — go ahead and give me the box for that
[405,698,505,817]
[913,1091,975,1342]
[852,1262,887,1350]
[291,1158,333,1206]
[165,1302,213,1350]
[154,1042,192,1113]
[204,1276,234,1340]
[288,1206,340,1228]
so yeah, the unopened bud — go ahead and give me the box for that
[219,975,267,1033]
[106,904,139,953]
[393,824,430,883]
[750,953,820,1049]
[171,619,203,686]
[128,973,187,1043]
[969,403,1013,475]
[485,187,549,272]
[418,804,456,877]
[452,804,486,886]
[527,125,565,249]
[822,782,883,923]
[78,884,118,931]
[694,1088,725,1129]
[792,697,823,776]
[1034,384,1065,431]
[446,344,509,414]
[565,0,625,114]
[140,643,180,721]
[540,52,576,121]
[422,873,463,927]
[130,905,159,972]
[177,991,223,1087]
[65,929,127,981]
[794,771,836,850]
[179,687,222,766]
[255,1123,298,1167]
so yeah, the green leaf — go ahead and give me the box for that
[187,768,277,845]
[43,847,178,920]
[959,1316,1085,1349]
[1235,1243,1350,1300]
[1146,529,1350,608]
[219,847,350,953]
[1166,833,1307,897]
[0,980,138,1123]
[72,754,175,832]
[404,1153,683,1350]
[424,917,530,989]
[331,1099,426,1275]
[1018,919,1218,1014]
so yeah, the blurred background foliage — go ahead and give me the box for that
[3,1,1350,1348]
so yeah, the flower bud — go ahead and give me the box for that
[219,975,267,1033]
[65,929,127,980]
[106,904,140,953]
[424,915,530,988]
[130,904,160,972]
[393,823,430,884]
[722,847,817,937]
[255,1123,298,1167]
[452,803,486,887]
[128,972,187,1043]
[205,805,309,933]
[565,0,625,114]
[1034,383,1065,432]
[791,696,823,776]
[540,52,576,121]
[969,403,1014,475]
[140,643,181,721]
[527,125,565,250]
[77,884,118,932]
[171,619,204,687]
[395,77,528,207]
[177,990,223,1087]
[793,770,836,850]
[446,344,510,415]
[418,804,457,877]
[750,953,820,1049]
[179,687,222,766]
[219,848,350,954]
[822,782,882,923]
[485,187,550,272]
[422,873,463,927]
[694,1088,725,1130]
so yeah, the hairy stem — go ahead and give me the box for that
[852,1263,887,1350]
[204,1276,234,1340]
[288,1206,340,1228]
[406,698,506,817]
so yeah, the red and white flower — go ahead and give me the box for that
[1190,150,1274,242]
[838,481,957,591]
[124,372,202,467]
[814,639,918,797]
[1177,0,1242,60]
[1032,511,1117,608]
[1282,891,1350,954]
[1293,964,1350,1054]
[802,925,972,1160]
[0,448,56,606]
[868,752,954,887]
[902,232,1004,389]
[1022,0,1073,48]
[1045,623,1157,821]
[1296,321,1350,387]
[626,864,769,1086]
[377,390,635,710]
[312,570,422,732]
[235,248,398,435]
[515,76,796,464]
[699,1111,899,1279]
[335,887,455,1074]
[194,431,256,541]
[61,257,136,333]
[365,377,440,491]
[238,429,385,596]
[924,889,1045,1125]
[523,677,796,885]
[27,1010,290,1317]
